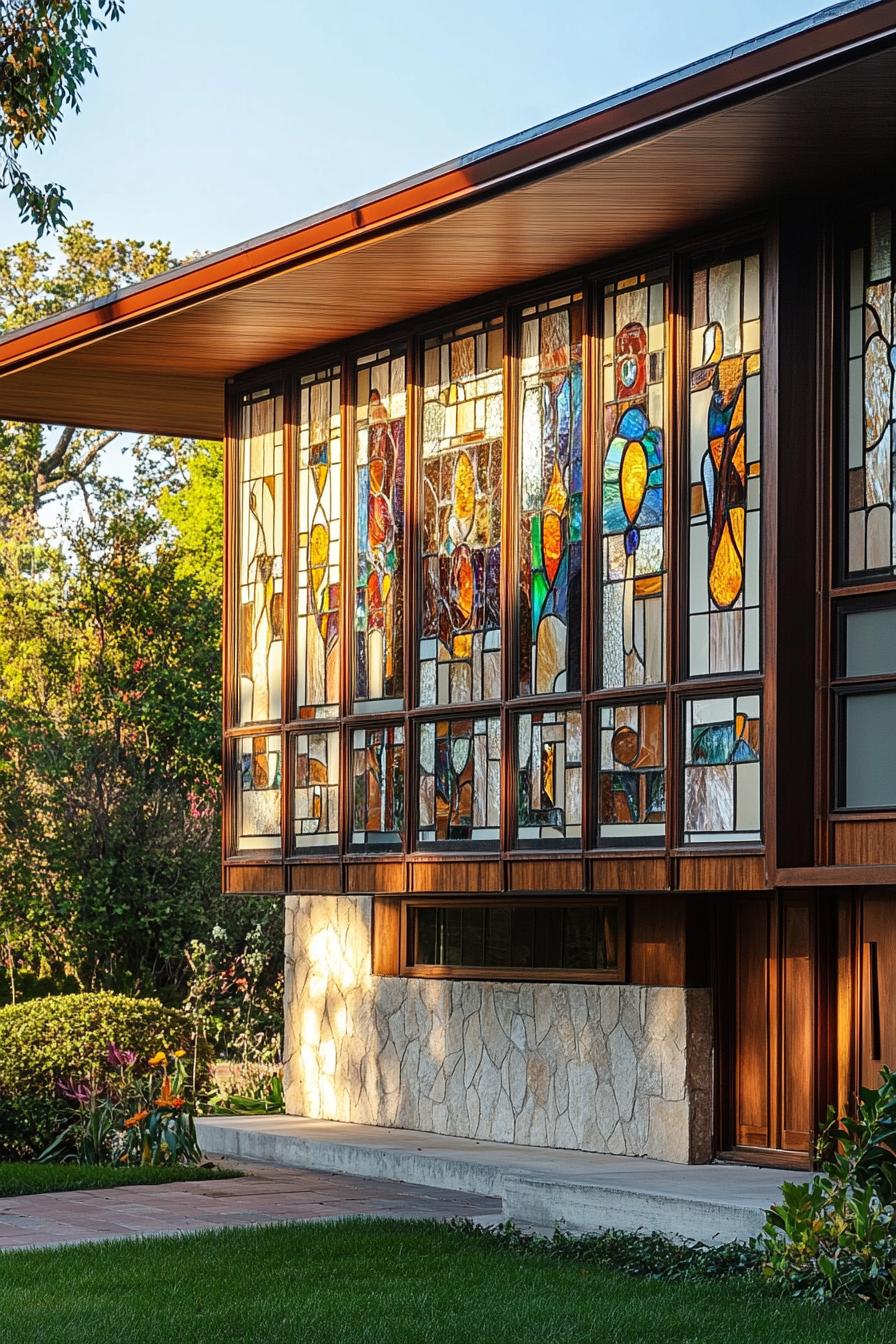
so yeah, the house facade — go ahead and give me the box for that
[1,1,895,1167]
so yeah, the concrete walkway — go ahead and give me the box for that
[0,1161,500,1251]
[196,1115,813,1243]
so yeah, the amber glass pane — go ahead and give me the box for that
[237,390,283,724]
[296,364,341,717]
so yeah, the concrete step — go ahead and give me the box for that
[195,1115,810,1244]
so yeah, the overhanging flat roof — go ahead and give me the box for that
[0,0,894,440]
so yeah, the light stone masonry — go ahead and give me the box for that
[284,893,713,1164]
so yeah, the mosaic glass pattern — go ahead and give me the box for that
[293,728,339,849]
[296,364,341,717]
[351,724,405,847]
[598,702,665,843]
[519,294,583,695]
[418,716,500,845]
[236,733,281,852]
[683,694,761,843]
[237,390,283,724]
[847,208,896,575]
[516,708,582,846]
[354,347,406,709]
[420,316,503,706]
[688,255,762,676]
[601,275,667,688]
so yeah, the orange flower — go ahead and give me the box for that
[148,1050,167,1068]
[155,1076,184,1109]
[124,1109,149,1129]
[173,1049,186,1059]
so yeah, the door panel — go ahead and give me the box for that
[726,894,814,1157]
[860,895,896,1089]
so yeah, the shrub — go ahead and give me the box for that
[0,991,211,1159]
[759,1067,896,1307]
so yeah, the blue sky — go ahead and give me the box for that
[0,0,825,259]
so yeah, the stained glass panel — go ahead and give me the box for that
[519,294,583,695]
[598,702,665,843]
[515,708,582,846]
[296,364,341,717]
[238,390,283,723]
[235,733,281,852]
[601,274,667,688]
[418,716,500,845]
[683,694,761,843]
[847,208,896,574]
[354,347,406,710]
[351,724,404,847]
[420,316,503,706]
[293,728,339,849]
[688,256,762,676]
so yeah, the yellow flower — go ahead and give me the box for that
[148,1050,167,1067]
[173,1049,186,1059]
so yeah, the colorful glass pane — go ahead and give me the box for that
[351,724,405,847]
[516,708,582,846]
[237,390,283,723]
[419,316,503,706]
[601,275,666,688]
[418,716,500,845]
[688,256,762,675]
[683,694,761,843]
[519,294,583,695]
[598,702,665,843]
[296,364,341,717]
[236,733,281,852]
[354,348,406,709]
[847,208,896,574]
[293,729,339,849]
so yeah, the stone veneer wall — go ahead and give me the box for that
[284,894,713,1164]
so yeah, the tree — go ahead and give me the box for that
[0,221,178,527]
[0,1,124,233]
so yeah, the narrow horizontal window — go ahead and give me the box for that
[405,901,620,977]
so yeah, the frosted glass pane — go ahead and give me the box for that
[846,609,896,676]
[845,692,896,807]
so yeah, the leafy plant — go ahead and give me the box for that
[759,1067,896,1307]
[0,991,210,1157]
[40,1046,203,1167]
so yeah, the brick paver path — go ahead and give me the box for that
[0,1162,501,1250]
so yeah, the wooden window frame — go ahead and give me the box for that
[399,895,625,984]
[221,214,776,881]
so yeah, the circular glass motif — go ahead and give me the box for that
[620,355,639,388]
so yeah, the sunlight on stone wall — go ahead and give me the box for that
[284,893,713,1163]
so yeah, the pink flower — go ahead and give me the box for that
[104,1042,137,1068]
[57,1077,92,1103]
[132,657,146,674]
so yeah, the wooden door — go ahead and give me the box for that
[721,894,814,1159]
[859,894,896,1090]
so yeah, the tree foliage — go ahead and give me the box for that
[0,224,282,1047]
[0,1,123,233]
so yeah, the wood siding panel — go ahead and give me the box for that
[627,894,686,986]
[590,857,668,891]
[832,820,896,866]
[735,898,772,1148]
[224,864,284,894]
[287,862,342,893]
[678,855,767,891]
[410,861,502,893]
[371,897,401,976]
[346,862,406,894]
[507,859,584,892]
[780,900,813,1151]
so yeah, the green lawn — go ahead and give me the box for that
[0,1162,239,1198]
[0,1219,889,1344]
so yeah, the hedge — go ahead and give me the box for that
[0,991,211,1159]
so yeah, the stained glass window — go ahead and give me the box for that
[598,702,665,843]
[683,694,761,843]
[688,256,762,676]
[351,724,404,847]
[515,709,582,846]
[293,728,339,849]
[235,733,281,852]
[601,275,666,688]
[420,316,503,707]
[847,208,896,575]
[418,716,500,845]
[354,348,406,710]
[296,364,341,717]
[519,294,583,695]
[237,389,283,724]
